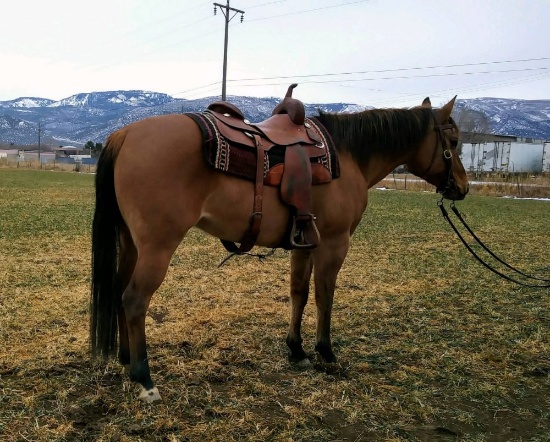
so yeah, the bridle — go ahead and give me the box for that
[416,113,457,195]
[430,111,550,288]
[422,110,549,288]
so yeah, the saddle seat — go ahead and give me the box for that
[206,84,326,252]
[207,108,322,150]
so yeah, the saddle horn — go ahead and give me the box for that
[272,83,305,126]
[286,83,298,97]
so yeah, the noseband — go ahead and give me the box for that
[417,114,455,194]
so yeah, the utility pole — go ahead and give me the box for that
[213,1,244,101]
[37,122,41,165]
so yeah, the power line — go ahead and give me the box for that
[45,67,548,119]
[350,71,550,107]
[225,57,550,83]
[246,0,289,9]
[169,58,550,96]
[117,1,213,39]
[90,15,219,72]
[245,0,370,22]
[230,67,550,89]
[91,0,281,69]
[82,1,213,61]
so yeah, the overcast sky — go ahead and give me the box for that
[1,0,549,107]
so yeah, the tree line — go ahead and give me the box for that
[84,141,103,158]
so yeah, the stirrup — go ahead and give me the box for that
[290,214,320,249]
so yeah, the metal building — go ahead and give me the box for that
[460,141,548,173]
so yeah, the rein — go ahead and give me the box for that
[438,200,550,288]
[217,248,277,267]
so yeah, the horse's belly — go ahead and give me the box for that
[196,176,290,247]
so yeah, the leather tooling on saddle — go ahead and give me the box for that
[186,84,339,253]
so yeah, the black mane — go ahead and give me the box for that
[315,107,434,164]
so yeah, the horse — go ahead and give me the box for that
[90,94,469,402]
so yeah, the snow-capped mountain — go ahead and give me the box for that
[455,97,550,140]
[2,97,55,108]
[0,90,365,145]
[48,90,173,109]
[0,90,548,146]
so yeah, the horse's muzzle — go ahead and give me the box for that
[437,179,470,201]
[441,184,468,201]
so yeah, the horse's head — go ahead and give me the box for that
[407,97,469,200]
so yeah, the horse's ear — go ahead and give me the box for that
[421,97,432,108]
[440,95,457,120]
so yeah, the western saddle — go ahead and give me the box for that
[205,84,331,253]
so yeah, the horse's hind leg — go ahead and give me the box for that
[286,249,313,365]
[123,240,181,402]
[117,225,137,370]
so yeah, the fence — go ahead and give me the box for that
[0,156,97,173]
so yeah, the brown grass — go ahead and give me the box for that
[0,169,549,441]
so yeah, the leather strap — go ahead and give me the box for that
[439,201,550,288]
[280,144,312,216]
[221,134,265,254]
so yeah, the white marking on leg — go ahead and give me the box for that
[139,386,162,402]
[294,358,311,367]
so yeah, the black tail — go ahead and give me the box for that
[90,138,124,358]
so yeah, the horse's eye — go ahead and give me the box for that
[450,138,458,148]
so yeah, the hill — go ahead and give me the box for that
[1,90,548,146]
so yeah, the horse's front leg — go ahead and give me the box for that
[286,249,313,365]
[313,234,350,363]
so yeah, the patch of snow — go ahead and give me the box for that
[341,104,370,113]
[500,196,550,202]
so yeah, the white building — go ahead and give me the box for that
[461,141,549,173]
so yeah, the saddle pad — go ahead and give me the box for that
[186,112,340,184]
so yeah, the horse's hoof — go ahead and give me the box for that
[315,344,337,363]
[139,386,162,403]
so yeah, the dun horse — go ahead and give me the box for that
[91,89,468,402]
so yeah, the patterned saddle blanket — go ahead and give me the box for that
[186,111,339,186]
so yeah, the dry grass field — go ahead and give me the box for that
[0,168,549,441]
[377,174,550,199]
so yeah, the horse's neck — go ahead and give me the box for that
[319,109,427,187]
[359,120,426,187]
[360,154,408,188]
